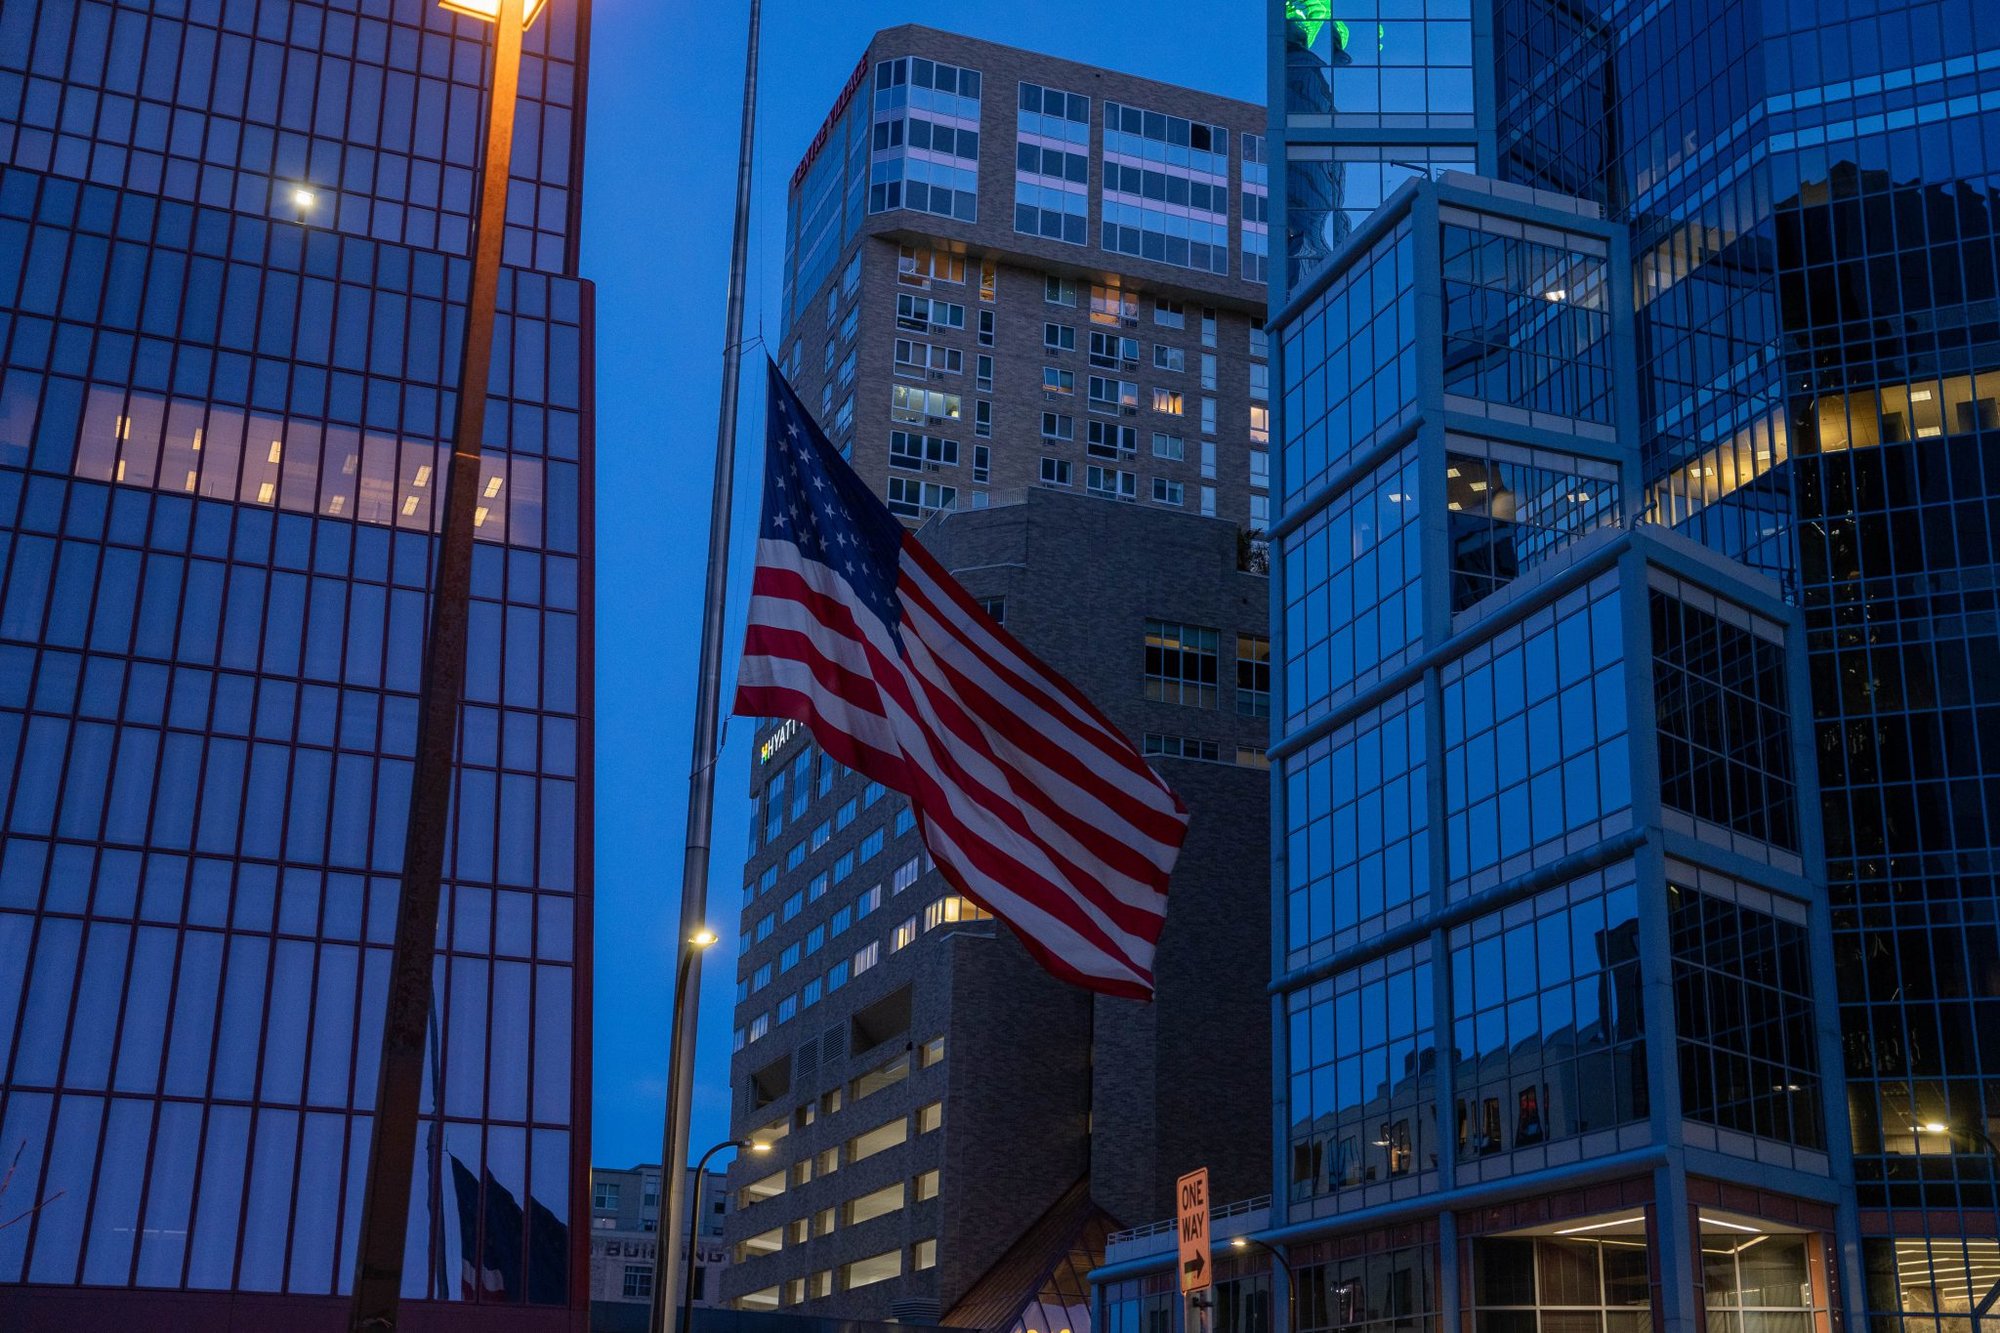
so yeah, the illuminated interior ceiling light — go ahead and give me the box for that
[1555,1215,1648,1236]
[115,460,126,481]
[414,464,433,487]
[1544,289,1567,301]
[267,440,283,463]
[342,455,358,475]
[1469,480,1488,491]
[438,0,551,26]
[484,476,504,497]
[1448,501,1463,510]
[191,429,203,451]
[1446,466,1461,477]
[329,496,346,514]
[474,506,489,527]
[1910,388,1933,401]
[258,482,276,504]
[401,495,419,516]
[183,471,198,491]
[1699,1215,1763,1234]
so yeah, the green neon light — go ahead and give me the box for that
[1285,0,1334,48]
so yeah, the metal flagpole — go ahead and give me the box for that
[649,1,762,1331]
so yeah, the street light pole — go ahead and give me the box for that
[650,933,721,1332]
[678,1139,767,1333]
[653,0,764,1328]
[1232,1236,1299,1333]
[346,0,529,1325]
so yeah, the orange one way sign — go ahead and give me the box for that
[1177,1167,1210,1295]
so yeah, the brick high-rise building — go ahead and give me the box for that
[719,487,1271,1325]
[0,0,594,1326]
[774,24,1273,537]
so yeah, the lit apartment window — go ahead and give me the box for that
[898,244,966,285]
[980,257,996,301]
[920,1035,946,1066]
[1089,283,1138,325]
[1236,634,1272,719]
[842,1249,903,1291]
[853,941,880,976]
[848,1117,909,1164]
[810,1271,834,1298]
[815,1207,837,1237]
[915,1169,941,1201]
[890,384,961,425]
[858,884,883,915]
[1144,620,1220,707]
[891,916,918,951]
[845,1182,907,1226]
[853,1053,911,1101]
[917,1102,943,1133]
[924,895,992,930]
[736,1226,782,1262]
[738,1286,779,1311]
[913,1239,938,1271]
[1250,403,1270,445]
[739,1167,785,1208]
[749,1012,769,1042]
[1152,388,1185,416]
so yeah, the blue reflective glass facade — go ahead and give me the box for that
[1486,0,2000,1321]
[1242,0,2000,1328]
[1251,161,1851,1329]
[0,0,592,1322]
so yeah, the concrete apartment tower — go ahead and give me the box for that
[717,25,1275,1330]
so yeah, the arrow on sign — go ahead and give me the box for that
[1183,1253,1207,1284]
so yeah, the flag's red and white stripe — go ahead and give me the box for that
[736,535,1188,999]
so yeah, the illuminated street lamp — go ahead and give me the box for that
[1917,1121,2000,1157]
[1232,1236,1299,1333]
[651,930,726,1333]
[678,1139,769,1333]
[345,0,547,1326]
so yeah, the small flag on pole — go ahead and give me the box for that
[733,361,1189,999]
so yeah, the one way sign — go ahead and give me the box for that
[1177,1167,1210,1295]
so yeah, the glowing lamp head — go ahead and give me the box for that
[747,1141,772,1154]
[291,187,317,210]
[1231,1237,1248,1250]
[689,929,720,949]
[1922,1122,1950,1134]
[438,0,550,26]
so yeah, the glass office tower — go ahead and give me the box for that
[0,0,592,1324]
[1252,0,2000,1328]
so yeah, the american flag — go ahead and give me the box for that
[732,361,1189,999]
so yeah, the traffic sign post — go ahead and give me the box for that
[1177,1167,1211,1296]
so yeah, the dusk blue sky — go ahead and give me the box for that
[582,3,1264,1171]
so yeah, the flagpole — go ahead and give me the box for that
[650,1,762,1331]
